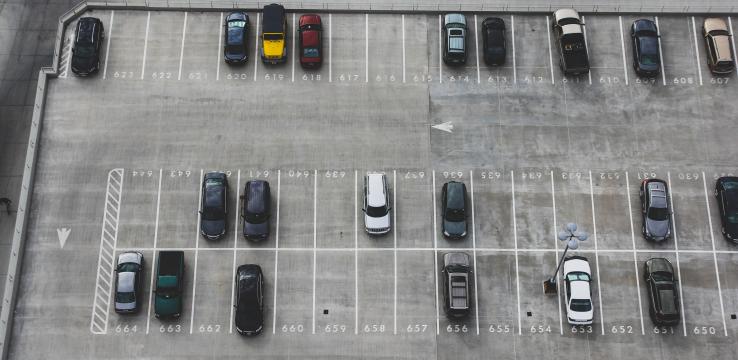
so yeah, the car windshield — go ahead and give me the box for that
[558,18,581,26]
[446,208,465,222]
[566,272,590,282]
[75,44,95,57]
[245,211,268,224]
[570,299,592,312]
[651,271,672,282]
[264,33,283,41]
[647,206,670,221]
[117,262,139,272]
[228,20,246,28]
[366,205,388,218]
[116,291,135,303]
[303,47,320,58]
[202,207,224,220]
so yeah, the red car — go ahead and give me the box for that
[298,14,323,68]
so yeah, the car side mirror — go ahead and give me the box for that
[387,207,392,211]
[361,208,366,212]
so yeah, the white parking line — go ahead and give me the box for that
[253,13,260,81]
[618,16,629,86]
[702,172,727,336]
[474,15,480,84]
[546,16,555,85]
[654,16,667,86]
[511,15,517,84]
[354,170,359,335]
[402,15,406,83]
[140,12,150,80]
[393,170,397,334]
[365,14,369,83]
[511,171,522,335]
[469,171,480,335]
[691,17,704,86]
[581,15,592,85]
[550,171,563,335]
[230,170,240,334]
[624,172,645,335]
[588,171,605,335]
[312,169,317,334]
[438,15,442,84]
[189,169,203,334]
[291,13,296,82]
[271,170,281,334]
[666,172,688,336]
[177,12,188,81]
[216,12,223,81]
[329,14,332,82]
[432,170,440,334]
[102,10,114,79]
[144,168,162,334]
[729,17,738,76]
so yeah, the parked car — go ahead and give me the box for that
[639,178,671,242]
[644,258,680,326]
[200,172,228,240]
[442,14,468,65]
[114,252,144,313]
[442,252,472,318]
[563,256,593,325]
[442,181,467,239]
[702,18,736,75]
[631,19,660,77]
[482,17,506,66]
[298,14,323,69]
[363,173,391,235]
[154,251,185,318]
[234,264,264,336]
[552,9,589,75]
[261,3,287,64]
[71,17,104,76]
[242,180,271,240]
[224,12,249,64]
[715,176,738,242]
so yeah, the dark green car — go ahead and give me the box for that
[155,251,185,318]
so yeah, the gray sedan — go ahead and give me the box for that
[115,252,144,313]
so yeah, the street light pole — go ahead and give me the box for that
[543,223,588,295]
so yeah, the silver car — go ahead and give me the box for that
[363,173,391,235]
[115,252,144,313]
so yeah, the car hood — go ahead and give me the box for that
[263,39,284,56]
[443,219,466,237]
[365,213,390,229]
[244,220,268,238]
[646,218,670,239]
[201,219,226,238]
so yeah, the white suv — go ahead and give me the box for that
[363,173,391,235]
[563,256,593,325]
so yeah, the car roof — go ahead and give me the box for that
[563,256,591,274]
[445,182,466,209]
[444,14,466,26]
[366,174,386,207]
[204,181,225,208]
[570,281,590,299]
[117,272,135,292]
[246,180,269,213]
[444,252,471,268]
[704,18,728,33]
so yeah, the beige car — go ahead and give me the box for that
[702,18,735,74]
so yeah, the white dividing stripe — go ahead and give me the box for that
[546,16,555,84]
[365,14,369,83]
[145,169,163,334]
[625,172,645,335]
[231,170,241,334]
[551,171,563,335]
[511,15,516,84]
[102,10,114,79]
[511,171,522,335]
[654,16,667,86]
[253,13,260,81]
[312,169,317,334]
[438,15,442,84]
[216,12,223,81]
[432,170,440,334]
[393,170,397,334]
[589,171,605,335]
[272,170,280,334]
[474,15,480,84]
[189,169,203,334]
[666,172,688,336]
[177,12,188,80]
[329,14,332,82]
[691,17,703,86]
[354,170,359,335]
[729,17,738,76]
[581,15,592,85]
[402,15,406,83]
[141,12,150,80]
[291,13,296,82]
[470,171,480,335]
[702,172,727,336]
[618,16,629,85]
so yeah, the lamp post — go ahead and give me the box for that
[543,223,588,295]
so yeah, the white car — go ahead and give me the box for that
[363,173,391,235]
[563,256,593,325]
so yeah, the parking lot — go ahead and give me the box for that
[11,7,738,360]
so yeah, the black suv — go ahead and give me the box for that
[224,12,249,64]
[235,264,264,336]
[200,172,228,240]
[715,177,738,242]
[644,258,680,326]
[442,181,467,239]
[71,17,104,76]
[442,14,468,65]
[482,17,506,66]
[442,252,472,319]
[639,179,671,242]
[242,180,271,240]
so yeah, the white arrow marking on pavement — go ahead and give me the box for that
[431,121,453,133]
[57,228,71,248]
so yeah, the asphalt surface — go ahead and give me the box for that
[7,7,738,360]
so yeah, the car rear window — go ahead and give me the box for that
[570,299,592,312]
[566,272,590,282]
[303,48,320,58]
[658,289,677,314]
[264,33,283,40]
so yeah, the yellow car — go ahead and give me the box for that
[261,4,287,64]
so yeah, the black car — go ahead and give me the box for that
[200,172,228,240]
[442,252,472,319]
[644,258,680,326]
[242,180,271,240]
[631,19,660,77]
[482,17,506,66]
[715,177,738,242]
[235,264,264,336]
[224,12,249,64]
[442,14,468,66]
[639,179,671,242]
[71,17,104,76]
[441,181,467,239]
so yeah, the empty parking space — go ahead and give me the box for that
[475,252,517,335]
[584,15,628,85]
[272,251,312,334]
[658,16,701,86]
[591,171,632,250]
[330,14,365,83]
[116,170,159,249]
[514,169,554,250]
[276,170,313,248]
[367,14,403,84]
[514,15,552,85]
[103,11,146,79]
[668,171,713,251]
[144,11,185,80]
[396,251,436,334]
[180,12,219,81]
[314,251,355,334]
[597,253,643,335]
[404,14,432,84]
[357,251,394,334]
[717,253,738,336]
[191,250,237,335]
[395,169,432,249]
[157,171,200,249]
[472,169,513,249]
[553,170,595,252]
[316,170,354,248]
[677,253,726,337]
[518,252,561,335]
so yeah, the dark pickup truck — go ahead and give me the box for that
[154,251,185,318]
[552,9,590,76]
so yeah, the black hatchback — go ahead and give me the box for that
[482,17,506,66]
[715,177,738,242]
[631,19,660,77]
[242,180,271,240]
[200,172,228,240]
[71,17,104,76]
[644,258,680,326]
[235,264,264,336]
[224,12,249,64]
[442,181,467,239]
